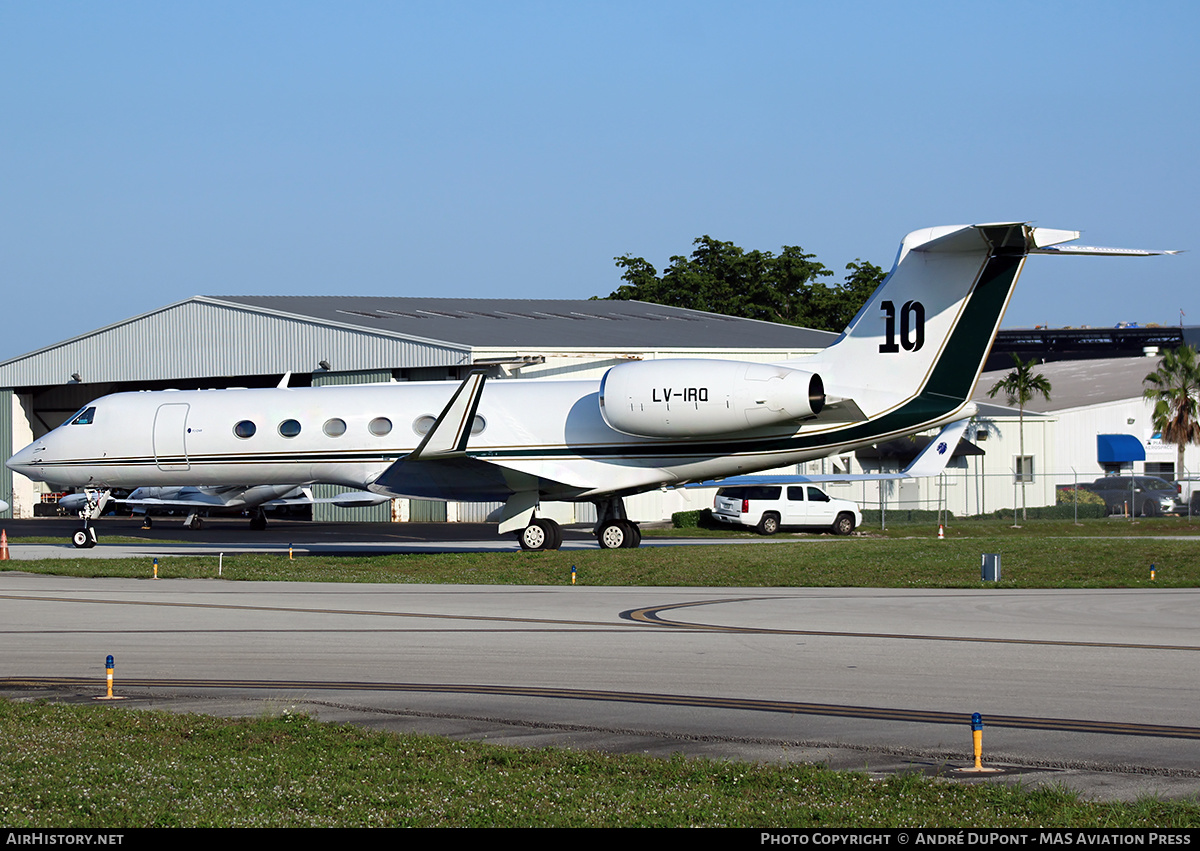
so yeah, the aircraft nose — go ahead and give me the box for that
[7,441,44,479]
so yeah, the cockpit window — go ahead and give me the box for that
[70,407,96,425]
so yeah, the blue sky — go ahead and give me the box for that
[2,1,1195,362]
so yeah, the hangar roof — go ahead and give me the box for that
[0,296,835,388]
[973,357,1159,413]
[209,296,838,349]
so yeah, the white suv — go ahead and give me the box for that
[712,484,861,535]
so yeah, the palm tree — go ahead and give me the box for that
[987,354,1052,521]
[1143,345,1200,482]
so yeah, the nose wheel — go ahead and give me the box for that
[72,526,98,549]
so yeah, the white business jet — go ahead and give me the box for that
[6,223,1175,550]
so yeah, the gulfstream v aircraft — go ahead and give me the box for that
[6,223,1175,549]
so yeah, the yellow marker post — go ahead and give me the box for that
[953,712,998,774]
[289,543,294,560]
[571,564,576,585]
[972,712,983,769]
[153,557,158,580]
[95,654,125,701]
[1151,564,1156,581]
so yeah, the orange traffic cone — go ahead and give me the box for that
[937,524,944,540]
[0,529,9,561]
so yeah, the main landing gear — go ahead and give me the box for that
[593,497,641,549]
[514,497,643,551]
[518,517,563,551]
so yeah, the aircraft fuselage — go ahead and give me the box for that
[7,371,949,503]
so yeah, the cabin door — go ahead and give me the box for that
[153,404,191,472]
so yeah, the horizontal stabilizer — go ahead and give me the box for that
[1031,244,1181,256]
[1027,226,1180,256]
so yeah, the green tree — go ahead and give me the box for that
[1143,345,1200,480]
[987,354,1052,521]
[602,239,885,333]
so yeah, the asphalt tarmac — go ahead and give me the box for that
[3,516,1199,803]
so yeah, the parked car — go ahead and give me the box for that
[1077,476,1179,516]
[712,484,861,535]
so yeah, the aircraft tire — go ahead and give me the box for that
[545,519,563,550]
[72,529,91,549]
[598,520,637,549]
[519,518,561,551]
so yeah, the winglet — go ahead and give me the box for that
[408,370,488,461]
[899,418,971,478]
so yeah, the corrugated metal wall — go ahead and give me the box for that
[0,390,12,518]
[0,300,469,387]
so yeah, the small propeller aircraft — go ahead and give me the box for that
[7,222,1176,549]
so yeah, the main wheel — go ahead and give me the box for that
[833,513,856,535]
[519,518,562,551]
[544,518,563,550]
[519,522,547,551]
[622,522,641,549]
[756,513,780,535]
[598,520,630,549]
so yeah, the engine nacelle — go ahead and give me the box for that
[599,359,825,439]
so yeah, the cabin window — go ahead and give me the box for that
[70,407,96,425]
[323,418,347,437]
[413,414,486,437]
[234,420,257,439]
[369,417,393,436]
[279,419,302,438]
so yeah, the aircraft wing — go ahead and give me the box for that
[684,419,972,488]
[260,487,391,508]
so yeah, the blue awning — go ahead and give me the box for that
[1097,434,1146,464]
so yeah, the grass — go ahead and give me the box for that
[2,699,1197,827]
[5,518,1198,827]
[4,524,1197,587]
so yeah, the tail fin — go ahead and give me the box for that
[810,223,1175,428]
